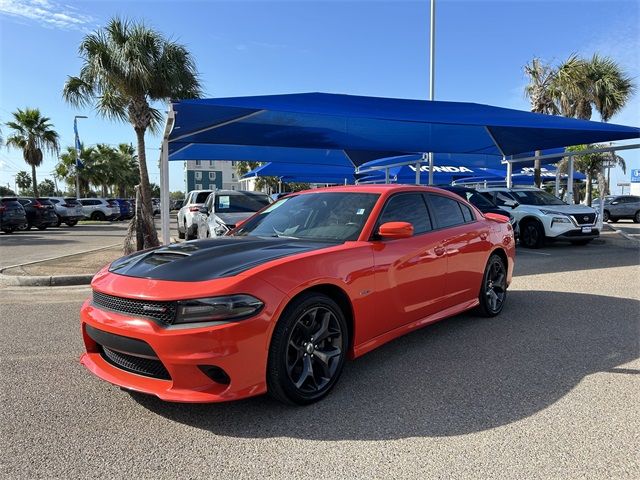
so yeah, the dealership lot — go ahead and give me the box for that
[1,235,638,479]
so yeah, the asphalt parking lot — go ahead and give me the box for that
[1,233,639,479]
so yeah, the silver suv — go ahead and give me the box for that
[479,187,599,248]
[176,190,213,240]
[195,190,272,239]
[79,198,120,221]
[596,195,640,223]
[48,197,85,226]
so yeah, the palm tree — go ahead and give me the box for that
[15,171,32,193]
[113,143,139,198]
[524,59,559,187]
[57,145,96,196]
[5,108,60,198]
[566,144,626,205]
[63,17,201,249]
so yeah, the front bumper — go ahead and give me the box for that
[553,228,600,241]
[80,292,272,403]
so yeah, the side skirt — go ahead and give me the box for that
[352,299,480,358]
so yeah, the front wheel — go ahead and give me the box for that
[634,211,640,223]
[267,293,348,405]
[520,220,545,248]
[603,210,610,222]
[476,254,507,317]
[66,220,78,227]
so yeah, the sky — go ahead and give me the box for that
[0,0,639,194]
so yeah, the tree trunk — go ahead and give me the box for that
[585,172,592,206]
[534,150,541,188]
[31,164,39,198]
[135,127,159,249]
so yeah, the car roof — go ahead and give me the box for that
[291,184,458,195]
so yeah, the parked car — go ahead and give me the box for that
[48,197,85,226]
[16,197,58,230]
[594,195,640,223]
[479,187,598,248]
[0,197,28,233]
[176,190,213,240]
[108,198,133,220]
[171,199,184,211]
[195,190,272,239]
[152,198,160,215]
[80,185,515,405]
[79,198,120,221]
[441,186,519,240]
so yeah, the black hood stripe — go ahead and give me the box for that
[109,237,334,282]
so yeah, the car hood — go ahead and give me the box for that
[214,212,255,226]
[520,204,596,214]
[108,237,335,282]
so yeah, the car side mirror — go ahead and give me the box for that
[199,207,209,215]
[610,201,619,205]
[503,199,519,209]
[378,221,414,239]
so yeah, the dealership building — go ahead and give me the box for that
[184,160,240,192]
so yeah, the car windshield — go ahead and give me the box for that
[215,194,271,213]
[510,190,566,206]
[454,190,495,208]
[233,192,379,242]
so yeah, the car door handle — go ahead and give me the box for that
[434,246,446,256]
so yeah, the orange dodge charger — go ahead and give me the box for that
[81,185,515,405]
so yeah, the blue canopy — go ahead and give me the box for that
[169,93,639,163]
[453,167,586,186]
[243,162,355,184]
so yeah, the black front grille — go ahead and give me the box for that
[92,291,177,325]
[570,213,596,225]
[101,346,171,380]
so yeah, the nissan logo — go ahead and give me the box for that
[583,216,589,221]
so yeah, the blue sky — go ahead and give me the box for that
[1,0,638,193]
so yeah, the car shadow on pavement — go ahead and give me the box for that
[131,290,639,440]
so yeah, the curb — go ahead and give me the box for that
[0,243,120,287]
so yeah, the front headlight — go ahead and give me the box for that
[213,218,230,236]
[175,295,264,324]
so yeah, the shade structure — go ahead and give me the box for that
[169,93,640,162]
[452,167,586,186]
[243,162,355,184]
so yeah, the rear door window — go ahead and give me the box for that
[194,192,211,203]
[427,194,466,228]
[377,193,432,235]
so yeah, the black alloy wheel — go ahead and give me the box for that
[603,210,610,222]
[634,211,640,223]
[92,211,106,221]
[477,254,507,317]
[268,293,348,405]
[521,220,544,248]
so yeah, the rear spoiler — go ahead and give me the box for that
[484,212,510,223]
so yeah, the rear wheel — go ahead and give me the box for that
[18,223,30,231]
[267,293,348,405]
[520,220,545,248]
[91,211,106,221]
[603,210,610,222]
[634,211,640,223]
[477,254,507,317]
[66,220,78,227]
[184,221,195,240]
[177,222,185,239]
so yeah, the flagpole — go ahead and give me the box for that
[74,115,87,198]
[427,0,436,185]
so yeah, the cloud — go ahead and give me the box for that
[0,0,94,30]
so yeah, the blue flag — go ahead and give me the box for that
[74,118,84,169]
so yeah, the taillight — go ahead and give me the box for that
[189,206,200,212]
[34,201,45,209]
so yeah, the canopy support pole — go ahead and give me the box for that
[160,104,175,245]
[567,157,575,204]
[385,168,389,184]
[505,157,513,188]
[554,170,560,197]
[415,161,421,184]
[428,152,434,185]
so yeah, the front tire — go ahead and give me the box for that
[267,293,348,405]
[91,211,106,221]
[520,220,545,248]
[477,254,507,317]
[603,210,610,222]
[66,220,78,227]
[634,211,640,223]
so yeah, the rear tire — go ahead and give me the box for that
[476,254,507,317]
[520,220,545,248]
[603,210,610,222]
[267,293,348,405]
[634,211,640,223]
[184,221,195,240]
[91,211,106,221]
[66,220,78,227]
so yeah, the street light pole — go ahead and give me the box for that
[74,115,88,198]
[427,0,436,186]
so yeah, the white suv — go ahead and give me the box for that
[195,190,272,239]
[79,198,120,221]
[479,187,599,248]
[176,190,213,240]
